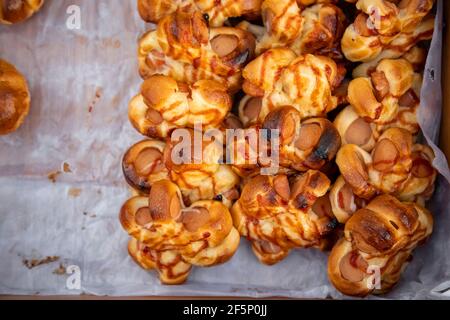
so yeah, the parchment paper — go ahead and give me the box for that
[0,0,449,299]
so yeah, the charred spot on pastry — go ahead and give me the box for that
[350,210,395,253]
[264,106,299,144]
[303,120,341,167]
[294,193,310,210]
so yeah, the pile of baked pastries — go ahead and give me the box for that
[118,0,438,297]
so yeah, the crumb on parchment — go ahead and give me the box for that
[22,256,60,269]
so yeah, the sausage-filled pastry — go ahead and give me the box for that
[240,48,344,125]
[123,137,240,207]
[231,171,337,265]
[341,0,435,62]
[138,9,256,92]
[238,1,346,58]
[336,128,436,203]
[230,106,341,177]
[336,58,421,143]
[137,0,262,26]
[0,0,43,24]
[129,75,232,138]
[0,59,30,135]
[328,194,433,296]
[120,180,240,284]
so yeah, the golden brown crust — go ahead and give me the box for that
[138,9,256,92]
[241,48,343,125]
[329,176,367,224]
[347,58,414,125]
[121,180,240,284]
[231,171,336,265]
[122,137,240,207]
[0,59,30,135]
[122,139,169,194]
[129,76,232,138]
[137,0,262,26]
[230,106,341,176]
[341,0,435,62]
[246,1,346,58]
[0,0,44,24]
[336,127,436,204]
[328,194,433,297]
[262,106,342,172]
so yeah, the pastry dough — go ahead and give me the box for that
[0,59,30,135]
[231,171,337,265]
[337,58,422,151]
[123,137,240,207]
[341,0,434,62]
[347,58,416,125]
[240,48,343,125]
[120,180,240,284]
[329,176,368,224]
[328,194,433,296]
[262,106,342,172]
[230,106,341,176]
[336,128,436,203]
[129,75,232,138]
[137,0,262,26]
[239,1,346,57]
[138,9,256,92]
[0,0,43,24]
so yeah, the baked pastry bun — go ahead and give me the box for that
[341,0,435,62]
[129,75,232,138]
[231,171,337,265]
[122,139,169,194]
[336,128,436,203]
[122,137,240,207]
[262,106,341,172]
[138,9,256,92]
[137,0,262,26]
[241,48,344,125]
[328,194,433,297]
[239,1,346,57]
[0,0,43,24]
[0,59,30,135]
[120,179,240,284]
[230,106,341,176]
